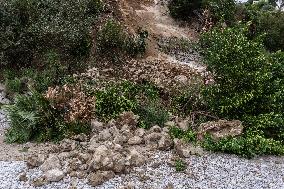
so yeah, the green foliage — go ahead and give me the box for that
[202,132,284,158]
[175,159,187,172]
[171,83,205,116]
[168,0,202,20]
[200,24,284,157]
[0,0,103,66]
[257,11,284,52]
[4,91,90,143]
[96,20,148,59]
[3,51,74,95]
[204,0,237,24]
[95,82,139,121]
[201,25,270,117]
[137,103,169,129]
[95,81,169,128]
[169,126,197,143]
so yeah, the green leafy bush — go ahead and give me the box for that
[96,20,148,59]
[257,11,284,52]
[204,0,236,24]
[169,126,197,143]
[200,24,284,157]
[136,103,169,129]
[3,51,74,95]
[95,82,139,121]
[95,81,169,128]
[202,132,284,158]
[0,0,103,66]
[201,25,270,117]
[168,0,202,20]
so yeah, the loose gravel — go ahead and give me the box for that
[1,151,284,189]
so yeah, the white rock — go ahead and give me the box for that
[40,155,61,172]
[128,136,143,145]
[45,168,64,182]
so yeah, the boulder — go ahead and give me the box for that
[174,139,204,157]
[98,129,112,141]
[128,136,143,145]
[40,155,61,172]
[149,125,162,133]
[26,154,46,169]
[144,133,162,144]
[134,128,146,137]
[88,171,115,187]
[158,134,173,150]
[127,148,145,166]
[91,120,104,133]
[197,120,243,140]
[45,169,64,182]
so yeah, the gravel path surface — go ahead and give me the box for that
[1,151,284,189]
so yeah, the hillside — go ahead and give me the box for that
[0,0,284,188]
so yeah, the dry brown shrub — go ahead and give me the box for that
[45,84,95,123]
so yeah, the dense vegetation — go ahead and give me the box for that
[0,0,148,143]
[168,0,284,157]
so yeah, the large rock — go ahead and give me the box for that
[149,125,162,133]
[98,129,112,141]
[26,154,46,169]
[197,120,243,140]
[128,136,143,145]
[127,148,145,166]
[91,120,104,133]
[45,169,64,182]
[40,155,61,171]
[158,134,173,150]
[134,128,146,137]
[112,153,127,173]
[88,171,115,187]
[174,139,204,157]
[59,139,77,152]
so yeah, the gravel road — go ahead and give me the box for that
[1,151,284,189]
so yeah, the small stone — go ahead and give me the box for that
[27,154,45,169]
[59,139,77,152]
[134,128,146,137]
[149,125,162,133]
[98,129,112,141]
[174,75,188,84]
[88,171,115,187]
[71,133,87,142]
[177,120,189,131]
[158,135,173,150]
[32,177,47,187]
[164,182,175,189]
[144,132,162,143]
[128,136,143,145]
[91,120,104,133]
[164,121,175,127]
[45,168,64,182]
[18,172,28,182]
